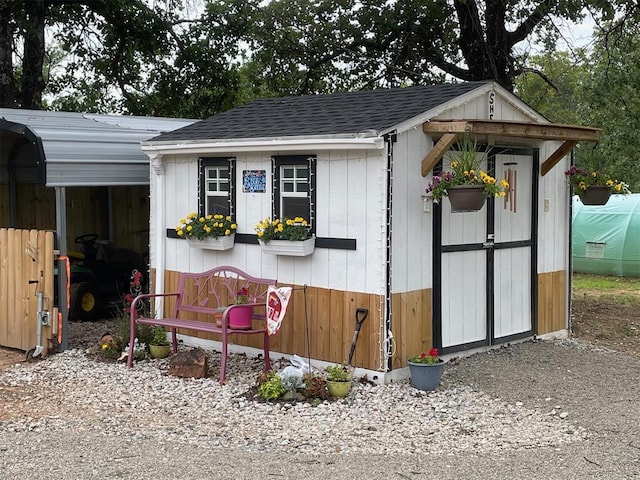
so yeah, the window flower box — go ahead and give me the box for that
[259,237,315,256]
[186,234,235,251]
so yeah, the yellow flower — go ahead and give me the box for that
[225,229,231,235]
[101,343,108,350]
[257,231,263,237]
[187,225,193,232]
[226,216,232,221]
[231,223,237,229]
[578,181,587,191]
[615,184,622,191]
[177,229,184,236]
[606,180,614,187]
[187,212,197,219]
[199,217,205,223]
[451,161,459,168]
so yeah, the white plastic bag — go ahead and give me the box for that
[290,354,312,374]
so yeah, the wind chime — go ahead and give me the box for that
[503,162,517,212]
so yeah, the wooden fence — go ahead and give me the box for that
[0,228,55,353]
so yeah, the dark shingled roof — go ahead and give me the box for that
[149,82,489,143]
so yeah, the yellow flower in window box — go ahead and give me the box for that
[176,213,237,240]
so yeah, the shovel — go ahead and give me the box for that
[347,308,368,366]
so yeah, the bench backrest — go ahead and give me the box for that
[174,266,277,317]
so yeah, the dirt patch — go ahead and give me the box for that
[0,347,26,371]
[571,291,640,356]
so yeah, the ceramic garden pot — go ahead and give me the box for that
[326,380,352,398]
[407,360,445,391]
[149,344,171,359]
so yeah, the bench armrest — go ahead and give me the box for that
[130,292,180,320]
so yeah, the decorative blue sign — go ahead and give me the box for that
[242,170,267,193]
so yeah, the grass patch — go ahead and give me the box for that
[572,273,640,292]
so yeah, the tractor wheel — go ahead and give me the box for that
[69,282,102,321]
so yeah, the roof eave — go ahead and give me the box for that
[141,135,385,156]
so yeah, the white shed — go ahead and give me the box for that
[141,81,599,381]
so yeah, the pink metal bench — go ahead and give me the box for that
[127,265,276,384]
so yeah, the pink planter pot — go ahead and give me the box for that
[228,305,253,330]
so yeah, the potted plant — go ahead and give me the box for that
[149,325,171,359]
[425,135,509,212]
[407,348,445,391]
[227,287,254,330]
[175,212,237,250]
[254,216,315,256]
[565,165,630,206]
[325,363,352,398]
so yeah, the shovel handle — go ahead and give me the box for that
[348,308,369,365]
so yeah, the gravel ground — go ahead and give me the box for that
[1,320,639,479]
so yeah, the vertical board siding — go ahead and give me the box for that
[161,269,384,370]
[0,229,54,352]
[0,184,149,254]
[537,270,567,334]
[162,151,387,297]
[390,288,432,369]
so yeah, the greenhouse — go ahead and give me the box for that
[572,193,640,277]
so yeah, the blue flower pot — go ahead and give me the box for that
[408,360,445,391]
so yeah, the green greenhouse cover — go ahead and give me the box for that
[572,193,640,277]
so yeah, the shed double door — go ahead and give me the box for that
[433,148,538,353]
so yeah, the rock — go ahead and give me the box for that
[169,349,208,379]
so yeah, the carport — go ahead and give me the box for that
[0,109,194,349]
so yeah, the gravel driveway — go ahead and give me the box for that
[1,330,639,479]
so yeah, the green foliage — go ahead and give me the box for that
[325,364,350,382]
[514,50,590,126]
[573,273,640,292]
[98,334,124,359]
[257,371,287,400]
[7,0,625,113]
[410,348,440,365]
[425,136,509,201]
[151,326,169,346]
[175,212,237,240]
[254,217,311,243]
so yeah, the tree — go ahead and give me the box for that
[514,49,590,125]
[578,20,640,190]
[209,0,605,95]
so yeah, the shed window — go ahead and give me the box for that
[199,157,235,218]
[273,155,316,232]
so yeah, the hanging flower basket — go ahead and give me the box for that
[259,237,315,256]
[447,185,487,212]
[580,186,612,206]
[186,234,235,251]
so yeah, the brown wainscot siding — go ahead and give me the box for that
[537,270,567,334]
[160,269,384,371]
[391,288,432,369]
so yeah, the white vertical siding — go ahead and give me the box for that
[390,127,433,293]
[158,148,387,295]
[537,141,571,274]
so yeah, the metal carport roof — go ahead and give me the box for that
[0,108,195,187]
